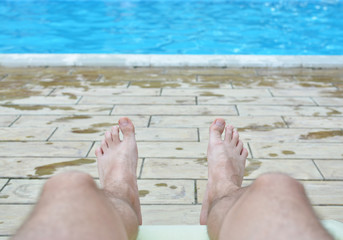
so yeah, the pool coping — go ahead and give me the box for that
[1,54,343,68]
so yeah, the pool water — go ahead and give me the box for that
[1,0,343,54]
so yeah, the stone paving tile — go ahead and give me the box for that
[0,179,8,190]
[257,68,343,76]
[52,88,161,96]
[164,68,256,76]
[313,97,343,106]
[196,180,343,205]
[314,206,343,222]
[270,88,341,97]
[237,105,343,117]
[0,105,113,115]
[79,96,196,105]
[141,158,208,179]
[0,157,142,178]
[51,127,198,142]
[150,116,286,128]
[0,179,194,204]
[1,96,80,105]
[314,160,343,180]
[92,142,208,158]
[129,80,230,89]
[112,105,237,116]
[199,128,343,143]
[0,204,33,235]
[0,127,56,141]
[244,159,323,180]
[138,180,195,204]
[141,205,201,225]
[249,142,343,159]
[0,142,92,157]
[198,96,315,106]
[303,181,343,205]
[284,116,343,128]
[0,116,18,127]
[12,115,149,128]
[162,88,271,97]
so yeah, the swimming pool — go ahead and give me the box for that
[1,0,343,54]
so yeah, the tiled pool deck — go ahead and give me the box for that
[0,66,343,237]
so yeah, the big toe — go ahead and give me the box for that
[209,118,225,141]
[119,117,136,140]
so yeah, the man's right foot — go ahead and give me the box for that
[200,118,248,225]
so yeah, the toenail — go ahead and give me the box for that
[215,119,225,126]
[120,119,128,126]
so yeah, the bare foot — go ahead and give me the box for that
[95,117,142,224]
[200,118,248,225]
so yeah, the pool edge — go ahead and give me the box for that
[1,54,343,68]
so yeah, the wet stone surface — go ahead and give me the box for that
[0,66,342,233]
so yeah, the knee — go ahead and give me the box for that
[253,173,305,194]
[43,171,95,193]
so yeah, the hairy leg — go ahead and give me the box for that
[201,118,332,240]
[13,117,141,240]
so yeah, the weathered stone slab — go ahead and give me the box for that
[0,157,142,178]
[150,116,285,128]
[0,127,56,141]
[53,88,161,96]
[12,115,149,128]
[250,142,343,159]
[0,179,194,204]
[244,159,323,180]
[141,158,208,179]
[0,204,33,235]
[199,128,343,143]
[95,142,207,158]
[238,105,343,117]
[313,97,343,106]
[270,88,340,97]
[314,206,343,222]
[198,96,315,106]
[51,127,198,142]
[0,116,18,127]
[303,181,343,205]
[141,205,201,225]
[0,105,113,115]
[314,160,343,180]
[0,142,92,157]
[0,179,8,190]
[3,95,80,105]
[284,116,343,129]
[162,88,270,97]
[112,105,237,116]
[79,96,196,105]
[138,180,195,204]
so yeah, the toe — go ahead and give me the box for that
[209,118,225,142]
[231,129,239,146]
[104,131,114,147]
[236,140,243,153]
[95,147,103,157]
[119,117,136,141]
[111,126,120,143]
[241,148,249,158]
[224,125,234,142]
[101,140,108,153]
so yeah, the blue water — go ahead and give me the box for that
[1,0,343,54]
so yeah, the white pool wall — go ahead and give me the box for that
[0,54,343,68]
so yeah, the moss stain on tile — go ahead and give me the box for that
[139,190,149,197]
[282,150,295,155]
[245,159,262,177]
[300,130,343,139]
[32,158,95,177]
[155,183,168,187]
